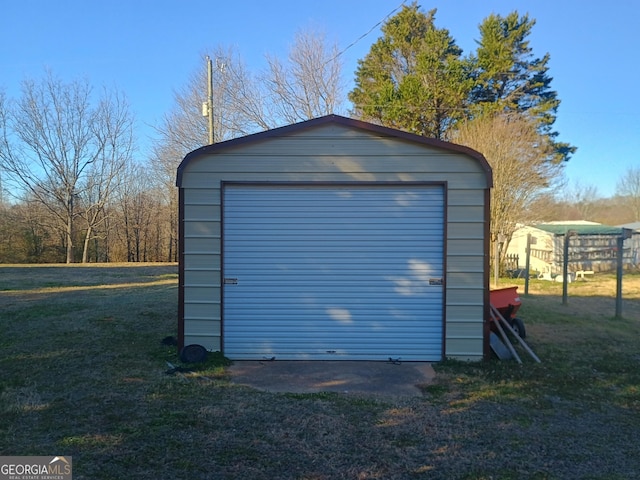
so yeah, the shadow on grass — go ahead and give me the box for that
[0,264,178,292]
[426,291,640,436]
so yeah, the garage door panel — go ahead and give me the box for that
[223,307,445,320]
[223,184,444,361]
[228,258,443,280]
[225,293,441,308]
[230,281,441,290]
[225,289,443,309]
[228,262,441,273]
[226,326,444,338]
[226,206,445,218]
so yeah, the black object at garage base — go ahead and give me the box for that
[179,344,208,363]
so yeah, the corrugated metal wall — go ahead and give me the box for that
[223,184,444,361]
[178,120,490,360]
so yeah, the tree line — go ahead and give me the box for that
[0,3,637,264]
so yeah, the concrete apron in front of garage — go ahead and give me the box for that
[228,360,436,398]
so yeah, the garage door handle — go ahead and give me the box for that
[224,278,238,285]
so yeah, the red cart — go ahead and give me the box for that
[490,286,526,338]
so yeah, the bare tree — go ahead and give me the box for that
[78,89,134,262]
[148,46,265,252]
[0,195,61,263]
[147,144,179,262]
[147,33,346,265]
[112,161,157,262]
[215,49,273,136]
[262,28,345,124]
[564,180,600,221]
[616,166,640,221]
[154,45,267,156]
[452,113,564,270]
[154,31,345,164]
[0,72,135,263]
[526,192,569,222]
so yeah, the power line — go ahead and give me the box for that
[324,1,407,66]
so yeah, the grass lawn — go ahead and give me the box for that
[1,264,639,479]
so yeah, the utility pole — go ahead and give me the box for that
[615,228,633,318]
[562,230,576,305]
[524,233,536,295]
[493,234,506,287]
[205,56,214,145]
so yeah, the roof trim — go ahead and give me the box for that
[176,114,493,187]
[618,222,640,231]
[534,223,626,236]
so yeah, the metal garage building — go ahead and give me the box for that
[176,115,492,361]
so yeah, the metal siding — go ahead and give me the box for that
[447,222,484,239]
[222,184,445,361]
[186,153,479,174]
[185,205,219,220]
[183,287,220,303]
[177,121,489,361]
[183,254,220,270]
[184,334,220,352]
[448,205,485,222]
[183,187,220,205]
[446,287,484,305]
[184,237,219,253]
[448,190,485,205]
[448,256,485,273]
[184,302,221,320]
[184,319,221,337]
[183,171,487,188]
[447,271,485,286]
[447,304,486,321]
[184,220,220,237]
[184,269,220,286]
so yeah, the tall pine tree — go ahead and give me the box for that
[471,12,575,162]
[349,4,472,139]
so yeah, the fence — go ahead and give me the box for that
[504,253,519,272]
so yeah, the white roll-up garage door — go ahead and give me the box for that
[223,184,444,361]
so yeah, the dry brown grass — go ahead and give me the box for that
[1,266,639,479]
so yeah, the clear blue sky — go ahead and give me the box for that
[2,0,638,198]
